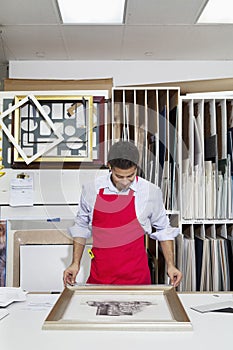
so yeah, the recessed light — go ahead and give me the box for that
[57,0,126,24]
[197,0,233,23]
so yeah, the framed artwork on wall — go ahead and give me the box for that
[13,94,93,163]
[0,95,64,165]
[1,92,109,169]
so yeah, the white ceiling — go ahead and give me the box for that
[0,0,233,64]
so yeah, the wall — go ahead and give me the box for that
[9,60,233,86]
[0,63,8,90]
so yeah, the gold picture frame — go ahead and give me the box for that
[43,284,192,331]
[13,95,93,163]
[0,95,64,165]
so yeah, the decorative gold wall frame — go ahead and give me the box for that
[0,95,64,165]
[43,284,192,331]
[13,95,93,163]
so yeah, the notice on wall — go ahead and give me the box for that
[9,176,34,207]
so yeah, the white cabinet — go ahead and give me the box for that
[178,94,233,291]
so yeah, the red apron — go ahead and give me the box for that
[87,186,151,285]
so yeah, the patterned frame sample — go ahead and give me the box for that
[0,95,64,165]
[13,94,93,163]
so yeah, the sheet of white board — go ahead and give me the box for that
[20,244,91,292]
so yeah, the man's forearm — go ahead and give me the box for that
[159,240,175,267]
[72,237,86,265]
[159,239,182,287]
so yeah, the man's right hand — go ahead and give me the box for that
[63,263,80,286]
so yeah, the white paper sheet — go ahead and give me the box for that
[191,300,233,313]
[9,177,34,207]
[0,287,27,307]
[0,309,9,320]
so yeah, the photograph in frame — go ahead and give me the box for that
[43,284,192,331]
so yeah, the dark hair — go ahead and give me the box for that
[107,141,139,169]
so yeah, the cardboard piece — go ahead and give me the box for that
[4,78,113,97]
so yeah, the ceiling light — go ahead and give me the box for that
[197,0,233,23]
[57,0,126,24]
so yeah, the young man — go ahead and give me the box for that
[63,141,182,287]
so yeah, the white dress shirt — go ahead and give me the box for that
[68,172,179,241]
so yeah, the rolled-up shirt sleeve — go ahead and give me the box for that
[68,191,92,239]
[147,187,180,241]
[149,223,180,241]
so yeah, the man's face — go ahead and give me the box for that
[110,166,137,191]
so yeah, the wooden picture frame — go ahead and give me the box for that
[1,90,109,169]
[12,94,93,163]
[0,95,64,165]
[43,284,192,331]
